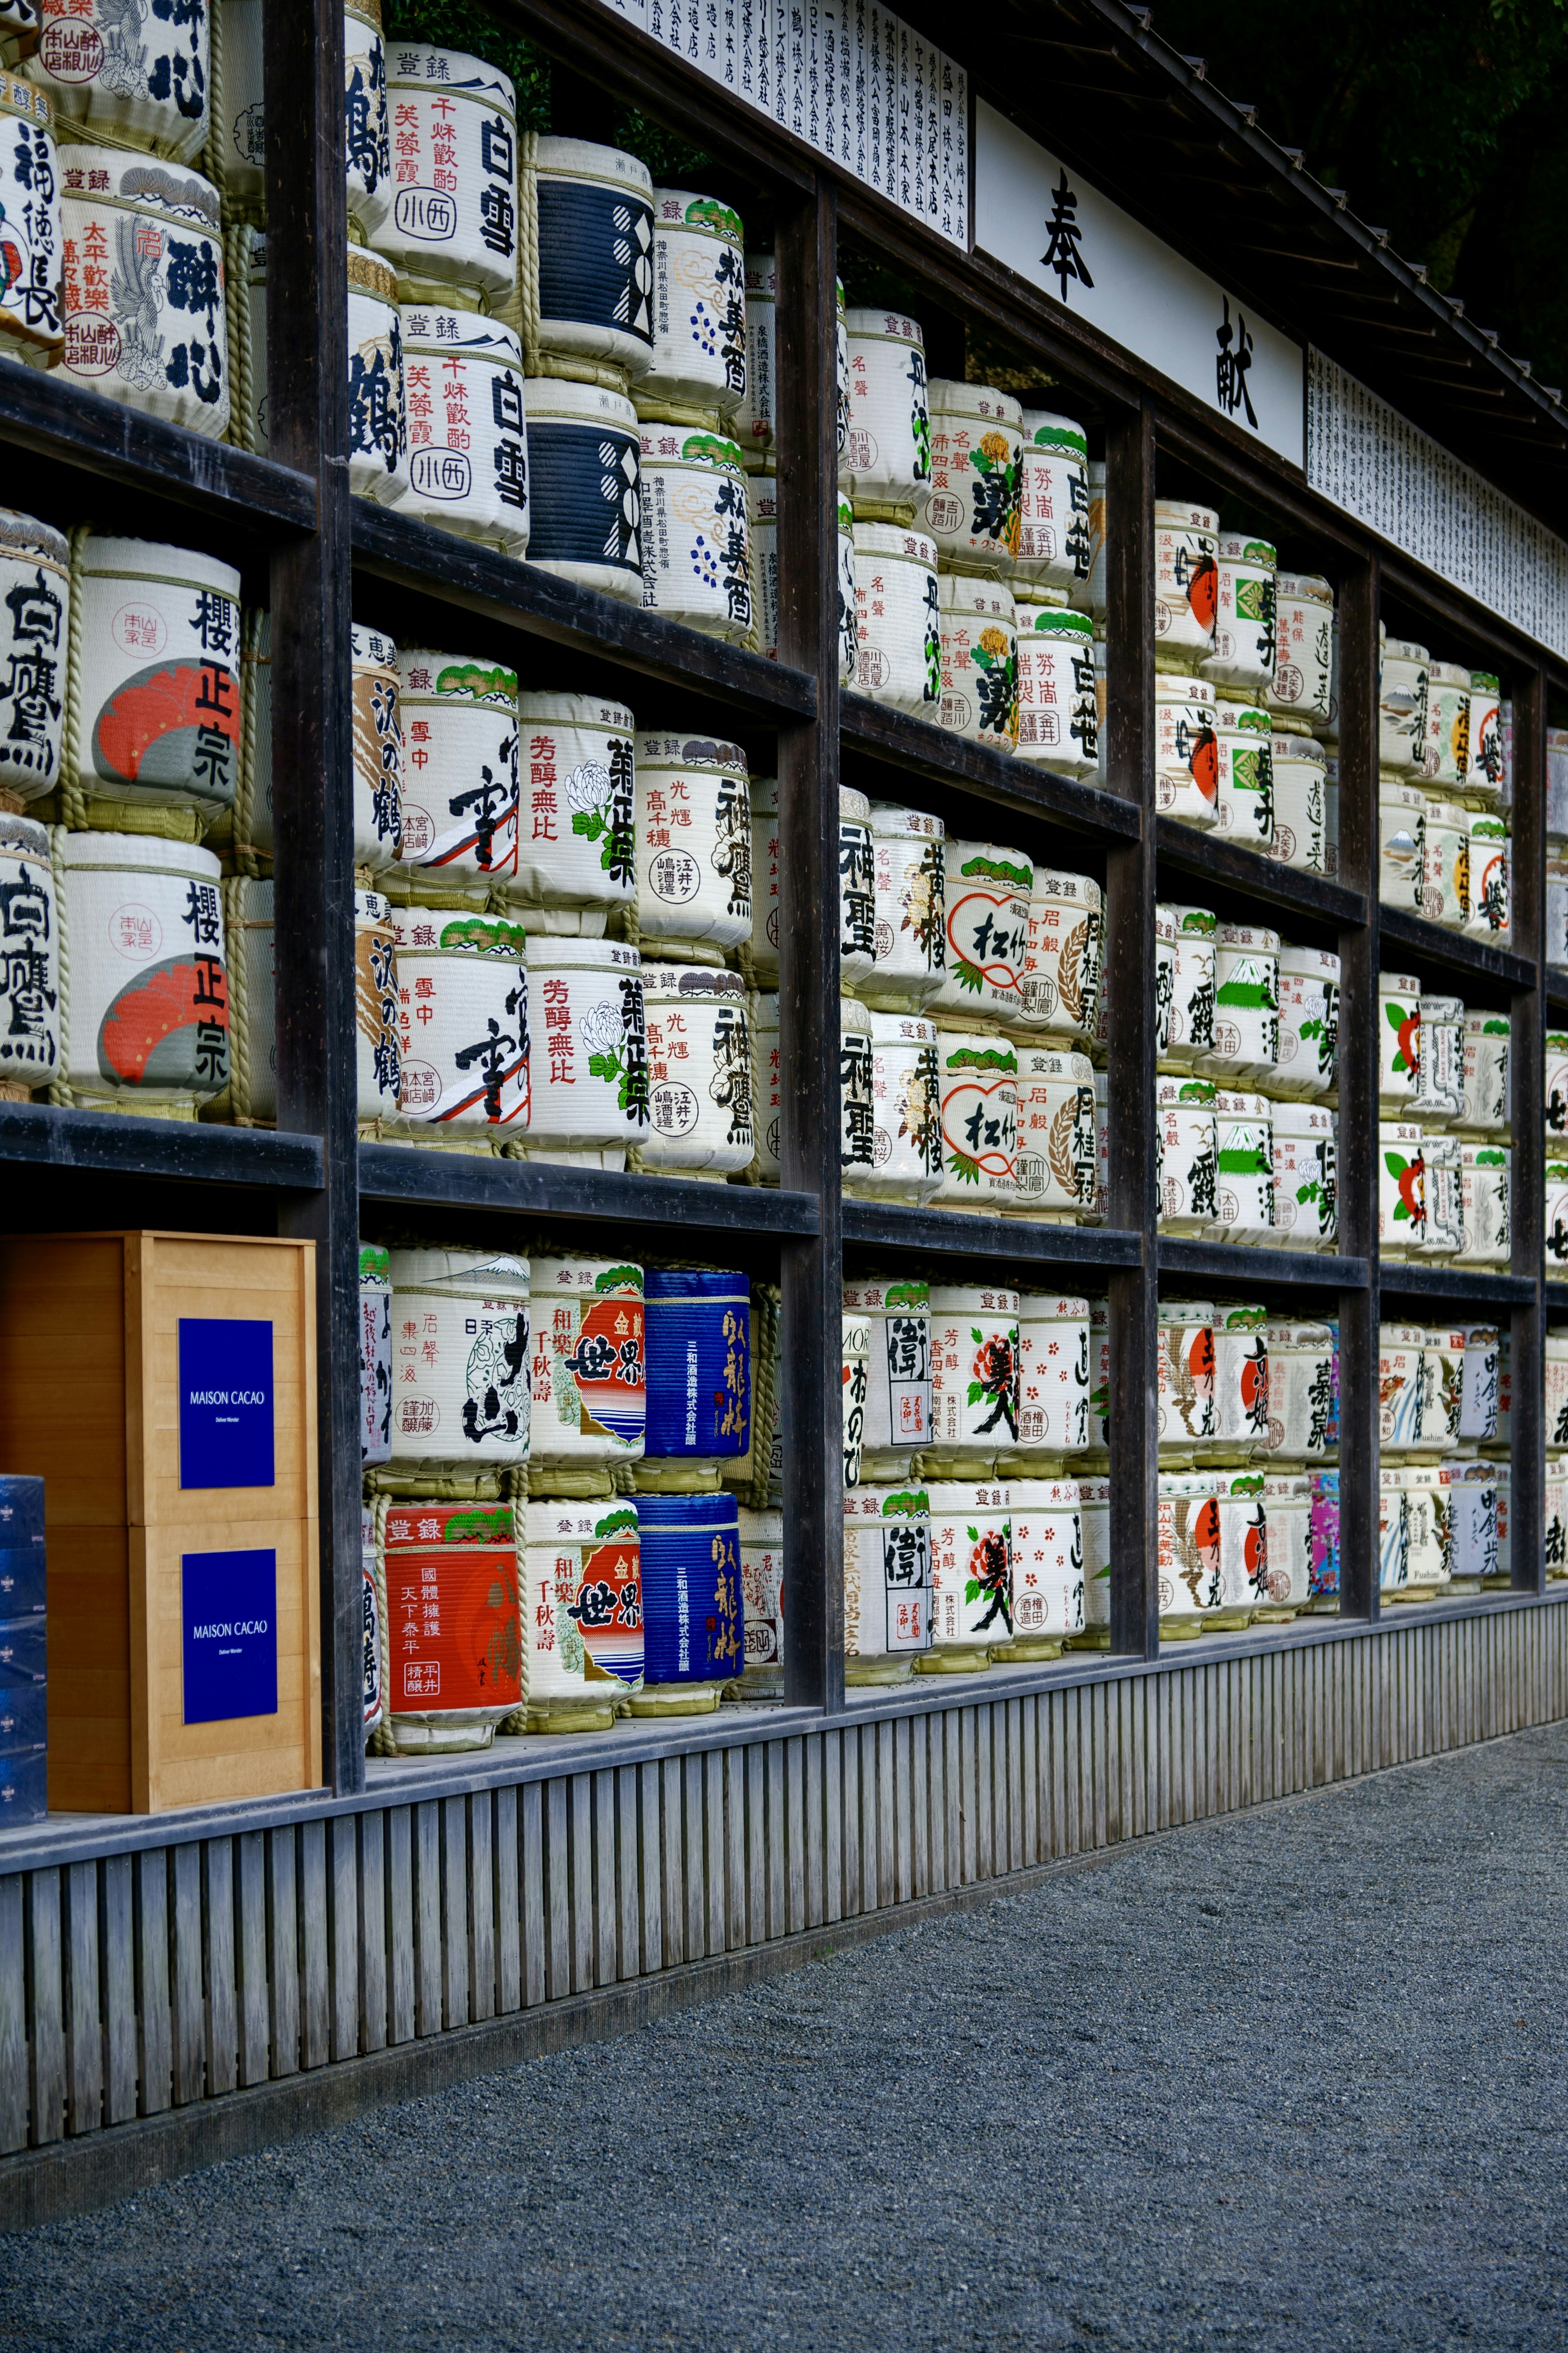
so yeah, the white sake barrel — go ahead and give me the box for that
[842,1483,931,1665]
[1550,1029,1568,1142]
[641,187,745,421]
[212,0,264,208]
[1464,810,1511,941]
[1468,670,1504,804]
[518,935,647,1164]
[1453,1463,1500,1586]
[1379,783,1426,910]
[399,307,530,555]
[0,509,67,802]
[521,1494,644,1716]
[1457,1143,1511,1266]
[1157,1074,1216,1236]
[843,1276,931,1473]
[842,1305,870,1488]
[838,785,876,992]
[1258,1322,1334,1466]
[1012,1046,1096,1218]
[635,729,750,956]
[0,79,60,367]
[1211,697,1273,852]
[1420,797,1469,926]
[1377,1325,1425,1455]
[835,276,849,475]
[929,1285,1019,1462]
[1065,458,1107,624]
[864,803,944,1010]
[1411,992,1463,1122]
[640,964,753,1175]
[524,377,641,602]
[1378,1468,1412,1594]
[1379,638,1429,772]
[842,308,929,521]
[1378,1122,1426,1255]
[1414,1327,1465,1456]
[1550,856,1568,965]
[1157,1301,1215,1456]
[1014,410,1091,594]
[1004,1479,1085,1645]
[1548,1329,1568,1456]
[851,521,939,715]
[354,889,401,1124]
[370,47,517,304]
[38,7,206,158]
[1005,1294,1090,1463]
[71,535,240,823]
[0,810,58,1090]
[930,839,1029,1025]
[235,226,270,454]
[351,624,403,871]
[1201,532,1275,695]
[1421,658,1471,793]
[1460,1325,1500,1445]
[835,495,856,685]
[1016,865,1101,1042]
[931,1026,1018,1207]
[1212,1470,1267,1618]
[1546,1472,1567,1580]
[1418,1132,1463,1258]
[345,242,409,503]
[1159,903,1216,1068]
[1324,749,1341,876]
[1207,1093,1275,1244]
[220,874,274,1121]
[1268,1102,1336,1250]
[1405,1466,1451,1590]
[839,992,873,1180]
[527,1256,646,1470]
[390,904,528,1140]
[1206,1303,1270,1462]
[1266,573,1333,724]
[1260,1474,1312,1613]
[737,1505,783,1684]
[513,693,635,933]
[1014,602,1098,778]
[1268,732,1328,874]
[1153,499,1218,672]
[529,138,653,379]
[749,990,780,1179]
[846,1011,942,1204]
[639,424,753,643]
[737,250,775,468]
[1086,1300,1111,1453]
[926,1479,1011,1656]
[936,573,1016,754]
[914,379,1021,573]
[1273,944,1339,1100]
[746,469,777,654]
[1157,1471,1223,1630]
[60,832,227,1110]
[1376,971,1420,1111]
[744,774,780,983]
[387,1247,530,1472]
[1076,1471,1111,1633]
[1154,674,1218,830]
[358,1242,392,1465]
[1195,924,1278,1085]
[394,650,519,904]
[345,0,392,241]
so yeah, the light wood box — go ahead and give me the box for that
[0,1232,321,1813]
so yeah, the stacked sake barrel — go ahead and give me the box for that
[740,261,855,678]
[1549,731,1568,964]
[1379,629,1512,943]
[1377,972,1511,1265]
[1377,1324,1512,1602]
[1154,899,1341,1251]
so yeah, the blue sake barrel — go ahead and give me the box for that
[637,1491,744,1685]
[644,1269,751,1462]
[0,1473,45,1618]
[0,1472,45,1822]
[523,377,643,603]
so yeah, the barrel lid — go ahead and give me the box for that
[516,691,636,732]
[652,189,744,248]
[82,535,241,602]
[535,138,653,198]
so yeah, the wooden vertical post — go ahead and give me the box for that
[1510,667,1546,1591]
[1335,552,1380,1620]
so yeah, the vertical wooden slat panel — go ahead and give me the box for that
[783,1736,805,1933]
[469,1790,496,2023]
[912,1707,931,1894]
[589,1773,615,1990]
[681,1755,705,1965]
[570,1775,595,1994]
[494,1784,521,2013]
[520,1780,546,2007]
[136,1849,173,2112]
[546,1777,572,1994]
[894,1714,914,1902]
[973,1704,992,1881]
[875,1719,895,1907]
[440,1797,469,2032]
[203,1841,236,2099]
[704,1751,726,1958]
[26,1869,64,2146]
[1092,1684,1110,1850]
[169,1843,204,2105]
[636,1760,662,1977]
[234,1833,269,2087]
[925,1711,946,1894]
[804,1733,825,1931]
[658,1757,684,1968]
[745,1744,766,1946]
[330,1813,359,2059]
[265,1828,301,2077]
[724,1747,747,1951]
[299,1820,330,2067]
[66,1858,104,2133]
[412,1802,442,2036]
[824,1729,844,1926]
[0,1876,25,2151]
[766,1739,787,1940]
[359,1809,388,2053]
[387,1804,416,2044]
[859,1723,879,1910]
[616,1767,640,1982]
[841,1724,862,1919]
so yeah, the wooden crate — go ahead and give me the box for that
[0,1232,320,1813]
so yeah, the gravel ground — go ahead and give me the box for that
[7,1725,1568,2351]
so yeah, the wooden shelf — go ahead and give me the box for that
[1376,907,1536,992]
[840,692,1141,845]
[358,1143,820,1237]
[1157,1239,1368,1291]
[841,1200,1141,1269]
[0,1104,323,1191]
[1153,819,1367,928]
[1377,1264,1536,1307]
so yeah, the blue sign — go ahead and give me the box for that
[178,1319,275,1490]
[182,1549,278,1724]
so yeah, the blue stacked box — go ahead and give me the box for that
[638,1492,744,1685]
[0,1474,45,1824]
[643,1270,751,1462]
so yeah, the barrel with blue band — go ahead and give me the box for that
[526,420,641,573]
[637,1490,744,1683]
[537,181,654,352]
[644,1269,751,1459]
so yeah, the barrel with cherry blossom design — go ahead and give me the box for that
[513,694,635,934]
[515,936,648,1166]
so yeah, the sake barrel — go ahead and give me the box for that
[1464,810,1511,941]
[1014,602,1098,778]
[914,379,1021,573]
[37,3,207,159]
[1378,783,1427,911]
[0,510,66,802]
[354,885,401,1120]
[1205,1093,1274,1244]
[386,1247,530,1473]
[358,1242,392,1465]
[838,784,876,991]
[640,964,754,1175]
[864,802,944,1010]
[1452,1463,1500,1588]
[635,729,750,957]
[521,1493,643,1722]
[1160,903,1216,1068]
[1468,670,1504,805]
[350,623,403,871]
[1376,1324,1425,1454]
[643,1267,750,1467]
[1273,945,1339,1100]
[842,1304,870,1488]
[1011,1046,1096,1218]
[736,1504,783,1686]
[637,185,745,422]
[924,1479,1011,1661]
[1268,732,1328,874]
[842,1483,931,1670]
[1154,674,1219,830]
[1157,1299,1215,1457]
[1210,697,1274,853]
[839,992,874,1180]
[0,810,58,1090]
[847,1010,942,1204]
[1324,749,1341,877]
[1003,1293,1091,1465]
[524,377,641,602]
[929,839,1029,1025]
[1456,1142,1510,1266]
[1268,1102,1336,1250]
[1152,499,1217,672]
[639,425,753,643]
[1549,1029,1568,1143]
[388,905,527,1141]
[374,1499,519,1750]
[517,935,647,1165]
[637,1490,742,1692]
[1077,1471,1111,1639]
[1460,1324,1501,1445]
[1201,532,1276,697]
[1266,573,1334,724]
[1016,865,1101,1041]
[236,227,269,454]
[1378,1122,1426,1255]
[1156,1471,1223,1633]
[513,692,634,933]
[347,243,409,503]
[219,872,274,1120]
[930,1026,1018,1208]
[1550,856,1568,965]
[371,46,517,304]
[850,521,939,715]
[70,535,240,823]
[1309,1470,1340,1608]
[529,138,653,378]
[211,0,264,209]
[736,249,774,467]
[842,308,929,521]
[1258,1320,1334,1466]
[59,831,228,1110]
[364,1514,385,1734]
[1204,1303,1269,1463]
[835,275,849,474]
[835,494,856,685]
[399,306,530,555]
[0,80,60,368]
[1411,992,1464,1123]
[1376,971,1420,1112]
[345,0,392,242]
[527,1255,646,1470]
[1087,1299,1111,1454]
[936,573,1016,754]
[1421,658,1471,793]
[1548,1328,1568,1455]
[1419,796,1469,927]
[1379,637,1428,772]
[1414,1326,1464,1456]
[1397,1466,1449,1595]
[1212,1469,1267,1623]
[1014,409,1091,594]
[393,649,519,904]
[1000,1478,1085,1654]
[1547,1470,1568,1581]
[1156,1075,1216,1236]
[1493,1460,1513,1582]
[928,1285,1019,1466]
[747,466,777,655]
[843,1275,931,1475]
[1259,1473,1312,1616]
[1195,925,1278,1085]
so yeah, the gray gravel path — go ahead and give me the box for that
[7,1725,1568,2351]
